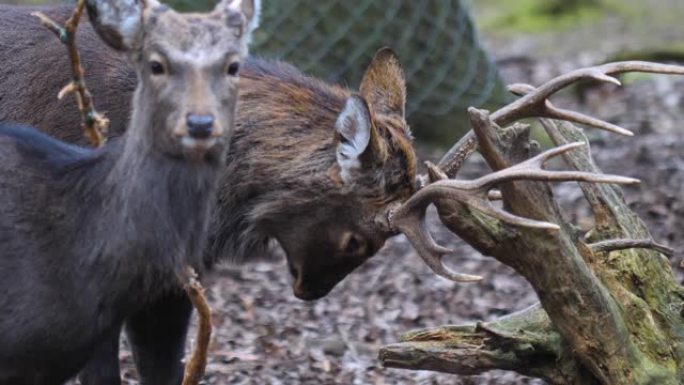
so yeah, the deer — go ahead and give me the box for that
[0,4,415,384]
[0,0,258,384]
[0,4,416,384]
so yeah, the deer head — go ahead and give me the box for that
[85,0,259,161]
[265,49,417,300]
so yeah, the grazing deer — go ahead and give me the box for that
[0,4,414,385]
[0,0,257,384]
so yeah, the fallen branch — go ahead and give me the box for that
[380,304,596,385]
[32,0,108,147]
[179,267,213,385]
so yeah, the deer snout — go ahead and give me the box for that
[186,114,215,139]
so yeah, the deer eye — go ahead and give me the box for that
[226,62,240,76]
[342,233,365,255]
[150,60,165,75]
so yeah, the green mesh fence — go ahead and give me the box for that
[13,0,509,142]
[180,0,511,143]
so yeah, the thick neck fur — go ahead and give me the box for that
[86,88,221,296]
[207,59,350,264]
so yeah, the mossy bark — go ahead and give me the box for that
[380,115,684,384]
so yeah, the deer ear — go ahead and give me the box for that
[334,96,373,184]
[359,47,406,119]
[85,0,160,51]
[214,0,261,43]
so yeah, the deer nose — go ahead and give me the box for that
[186,114,214,139]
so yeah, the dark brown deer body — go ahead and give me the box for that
[0,5,415,385]
[0,1,257,384]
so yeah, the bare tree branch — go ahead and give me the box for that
[32,0,108,147]
[385,61,684,384]
[380,304,596,385]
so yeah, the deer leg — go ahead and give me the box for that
[125,291,193,385]
[77,326,123,385]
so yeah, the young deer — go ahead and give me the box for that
[0,5,414,384]
[0,0,257,384]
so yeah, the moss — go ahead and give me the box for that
[479,0,607,34]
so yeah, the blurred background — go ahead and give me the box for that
[3,1,684,384]
[4,0,684,144]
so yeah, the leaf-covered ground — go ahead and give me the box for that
[70,57,682,385]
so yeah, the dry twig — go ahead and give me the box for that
[32,0,109,147]
[589,238,675,258]
[180,267,213,385]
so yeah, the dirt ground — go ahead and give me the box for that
[72,57,681,385]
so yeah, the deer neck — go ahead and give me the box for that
[79,95,222,289]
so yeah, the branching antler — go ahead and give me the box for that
[401,61,684,281]
[389,142,639,282]
[494,61,684,130]
[437,61,684,178]
[32,0,109,147]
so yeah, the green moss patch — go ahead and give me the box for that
[478,0,608,34]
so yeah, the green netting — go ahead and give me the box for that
[170,0,511,143]
[28,0,507,141]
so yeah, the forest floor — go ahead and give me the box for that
[89,54,684,385]
[67,4,684,385]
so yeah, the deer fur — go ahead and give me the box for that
[0,1,257,384]
[0,4,415,384]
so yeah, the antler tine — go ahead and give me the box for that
[473,142,641,189]
[390,190,484,283]
[544,103,634,136]
[462,194,560,230]
[508,83,633,136]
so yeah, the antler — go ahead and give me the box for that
[437,61,684,178]
[389,142,639,282]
